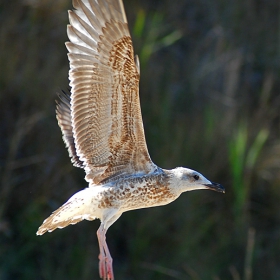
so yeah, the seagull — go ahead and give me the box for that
[37,0,225,279]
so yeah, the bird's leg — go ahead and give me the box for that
[97,224,114,280]
[97,230,106,279]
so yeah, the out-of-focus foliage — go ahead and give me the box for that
[1,0,280,279]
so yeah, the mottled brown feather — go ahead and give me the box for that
[37,198,97,235]
[56,91,84,168]
[67,0,157,184]
[37,204,83,235]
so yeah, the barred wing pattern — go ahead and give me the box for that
[56,91,84,168]
[64,0,156,184]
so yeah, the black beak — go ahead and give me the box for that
[204,182,225,193]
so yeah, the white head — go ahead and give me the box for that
[171,167,225,195]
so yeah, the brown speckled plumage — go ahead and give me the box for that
[37,0,224,279]
[96,170,177,211]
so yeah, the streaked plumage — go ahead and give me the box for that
[37,0,225,279]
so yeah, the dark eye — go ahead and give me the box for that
[193,175,199,180]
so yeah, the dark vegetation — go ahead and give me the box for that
[1,0,280,279]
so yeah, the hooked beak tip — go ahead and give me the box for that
[204,182,225,193]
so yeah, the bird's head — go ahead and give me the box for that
[171,167,225,194]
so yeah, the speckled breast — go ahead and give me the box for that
[98,172,178,212]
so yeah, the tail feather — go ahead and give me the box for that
[37,188,99,235]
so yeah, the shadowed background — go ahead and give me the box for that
[1,0,280,279]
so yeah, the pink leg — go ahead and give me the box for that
[97,225,114,280]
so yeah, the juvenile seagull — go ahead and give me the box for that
[37,0,225,279]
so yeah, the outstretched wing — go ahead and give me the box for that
[65,0,157,184]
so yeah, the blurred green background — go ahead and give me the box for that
[1,0,280,279]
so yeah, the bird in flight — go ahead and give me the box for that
[37,0,225,279]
